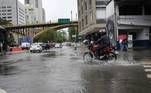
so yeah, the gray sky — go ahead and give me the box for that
[19,0,77,22]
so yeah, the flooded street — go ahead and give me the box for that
[0,46,151,93]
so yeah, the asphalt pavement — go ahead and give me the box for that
[0,46,151,93]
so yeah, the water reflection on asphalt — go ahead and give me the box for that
[0,47,151,93]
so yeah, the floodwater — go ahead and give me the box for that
[0,46,151,93]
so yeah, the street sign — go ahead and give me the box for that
[72,35,76,38]
[58,19,70,24]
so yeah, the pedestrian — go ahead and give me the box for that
[116,40,121,51]
[122,39,128,51]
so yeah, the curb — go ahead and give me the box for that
[6,50,26,55]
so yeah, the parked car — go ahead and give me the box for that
[55,43,62,48]
[30,44,42,53]
[21,42,30,50]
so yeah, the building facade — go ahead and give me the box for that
[42,8,46,23]
[77,0,110,35]
[0,26,8,53]
[0,0,25,25]
[106,0,151,48]
[24,0,45,24]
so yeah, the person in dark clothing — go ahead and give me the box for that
[122,39,128,51]
[95,32,111,59]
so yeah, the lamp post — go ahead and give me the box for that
[71,11,73,21]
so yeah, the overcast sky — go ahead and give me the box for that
[19,0,77,22]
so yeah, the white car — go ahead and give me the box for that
[21,42,30,50]
[55,43,62,48]
[30,44,42,53]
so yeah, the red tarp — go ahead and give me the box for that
[118,34,127,41]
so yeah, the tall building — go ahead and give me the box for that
[42,8,46,23]
[0,0,26,25]
[77,0,110,35]
[24,0,45,24]
[25,4,37,24]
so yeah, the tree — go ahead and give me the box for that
[34,28,67,43]
[0,18,12,26]
[68,27,78,42]
[7,33,16,46]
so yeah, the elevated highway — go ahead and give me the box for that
[5,21,78,37]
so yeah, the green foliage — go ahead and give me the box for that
[68,27,78,42]
[34,28,67,43]
[7,33,16,46]
[0,18,12,26]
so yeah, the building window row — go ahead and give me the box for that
[0,6,12,9]
[0,9,12,12]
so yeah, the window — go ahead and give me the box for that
[25,0,30,4]
[7,10,12,12]
[8,16,12,19]
[7,13,12,15]
[85,15,88,25]
[3,17,6,19]
[89,0,92,9]
[2,13,6,15]
[2,10,6,12]
[2,6,6,8]
[35,0,39,8]
[84,1,87,10]
[7,6,11,8]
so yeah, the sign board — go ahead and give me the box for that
[58,19,70,24]
[128,35,133,48]
[72,35,76,38]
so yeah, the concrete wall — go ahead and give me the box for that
[106,0,114,18]
[96,7,106,20]
[136,28,149,40]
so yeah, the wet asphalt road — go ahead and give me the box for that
[0,46,151,93]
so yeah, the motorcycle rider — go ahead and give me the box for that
[95,31,111,59]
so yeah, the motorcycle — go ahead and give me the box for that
[83,40,118,62]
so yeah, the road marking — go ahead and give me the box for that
[147,74,151,79]
[144,69,151,72]
[0,89,7,93]
[143,65,151,68]
[142,61,151,79]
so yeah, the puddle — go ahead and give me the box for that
[0,65,19,75]
[43,51,56,58]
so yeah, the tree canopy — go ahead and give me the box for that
[0,18,12,26]
[34,28,67,43]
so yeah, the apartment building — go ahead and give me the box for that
[77,0,110,35]
[0,0,25,25]
[24,0,45,24]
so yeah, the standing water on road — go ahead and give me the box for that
[0,46,151,93]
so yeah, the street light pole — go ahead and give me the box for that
[71,11,73,21]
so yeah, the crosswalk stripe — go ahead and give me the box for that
[143,65,151,68]
[144,69,151,72]
[142,63,151,65]
[147,74,151,79]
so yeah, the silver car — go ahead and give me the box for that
[30,44,42,53]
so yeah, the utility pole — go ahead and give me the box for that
[71,11,73,21]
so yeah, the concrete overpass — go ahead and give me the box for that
[4,21,78,44]
[5,21,78,36]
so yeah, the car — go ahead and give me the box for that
[21,42,30,50]
[30,44,43,53]
[55,43,62,48]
